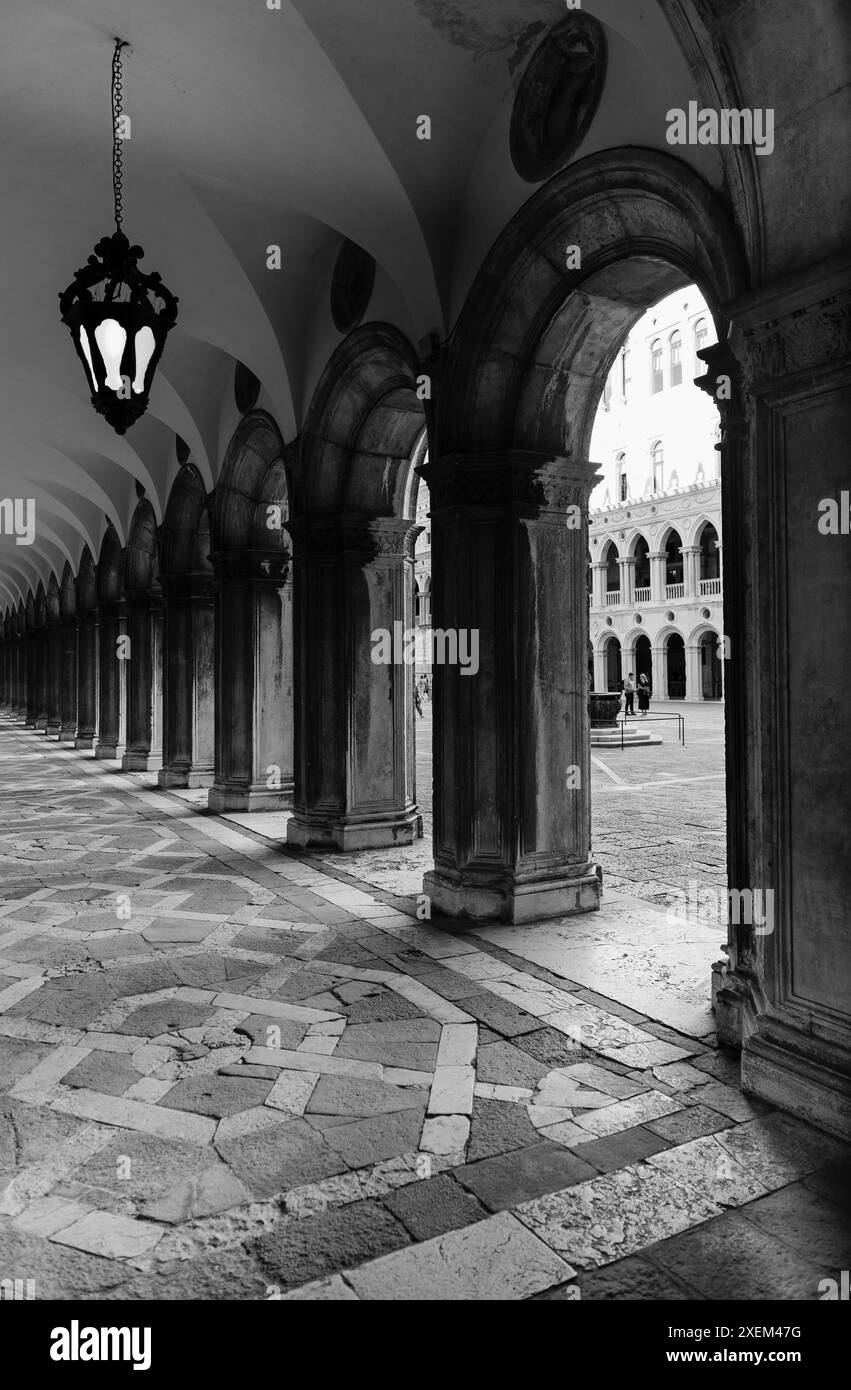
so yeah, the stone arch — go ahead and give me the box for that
[214,411,290,552]
[285,324,427,851]
[125,500,160,596]
[158,465,215,791]
[297,323,426,518]
[122,500,164,773]
[76,546,97,613]
[96,526,124,605]
[46,573,61,626]
[60,562,77,620]
[208,410,293,814]
[434,147,746,460]
[624,529,650,559]
[161,465,213,577]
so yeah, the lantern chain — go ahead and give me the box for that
[111,39,128,230]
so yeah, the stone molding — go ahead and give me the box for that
[421,452,599,514]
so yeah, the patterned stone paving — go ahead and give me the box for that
[1,715,849,1301]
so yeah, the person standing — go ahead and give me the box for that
[624,672,636,716]
[637,672,651,716]
[414,684,423,718]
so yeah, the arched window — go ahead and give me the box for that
[694,318,708,371]
[650,340,663,393]
[621,346,631,401]
[652,441,664,493]
[603,541,620,593]
[617,452,627,502]
[669,331,683,386]
[698,522,720,581]
[633,535,650,591]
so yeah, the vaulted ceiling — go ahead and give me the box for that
[2,0,829,611]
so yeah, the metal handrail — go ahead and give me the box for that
[613,710,685,748]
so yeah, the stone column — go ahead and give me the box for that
[75,612,99,749]
[209,551,293,812]
[593,645,607,693]
[25,633,38,725]
[158,577,215,788]
[591,561,606,609]
[420,452,601,923]
[45,622,62,736]
[685,642,702,702]
[651,644,665,702]
[648,551,666,602]
[682,546,700,598]
[619,556,635,606]
[34,630,48,730]
[59,618,78,740]
[287,516,419,849]
[698,264,851,1140]
[95,600,127,760]
[122,595,163,771]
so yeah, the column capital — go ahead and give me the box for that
[419,451,603,514]
[289,514,420,560]
[211,550,290,586]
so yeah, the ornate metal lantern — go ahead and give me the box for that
[58,41,178,435]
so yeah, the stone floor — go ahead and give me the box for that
[1,712,848,1301]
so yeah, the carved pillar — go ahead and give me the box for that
[701,255,851,1139]
[287,515,419,850]
[209,551,293,812]
[420,452,601,923]
[75,612,99,749]
[648,550,666,602]
[122,594,163,771]
[95,600,127,759]
[158,576,215,789]
[58,617,78,740]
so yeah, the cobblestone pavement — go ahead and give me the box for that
[1,716,848,1301]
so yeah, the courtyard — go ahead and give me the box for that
[1,709,847,1301]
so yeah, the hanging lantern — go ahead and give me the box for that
[58,41,178,435]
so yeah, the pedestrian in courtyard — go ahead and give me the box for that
[414,684,423,718]
[637,672,651,715]
[624,672,636,716]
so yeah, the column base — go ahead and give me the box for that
[35,716,48,730]
[208,781,294,813]
[742,1027,851,1143]
[58,722,77,741]
[45,719,61,737]
[74,734,95,750]
[423,865,602,924]
[95,742,126,760]
[122,750,163,772]
[24,714,37,727]
[158,765,215,790]
[287,808,419,851]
